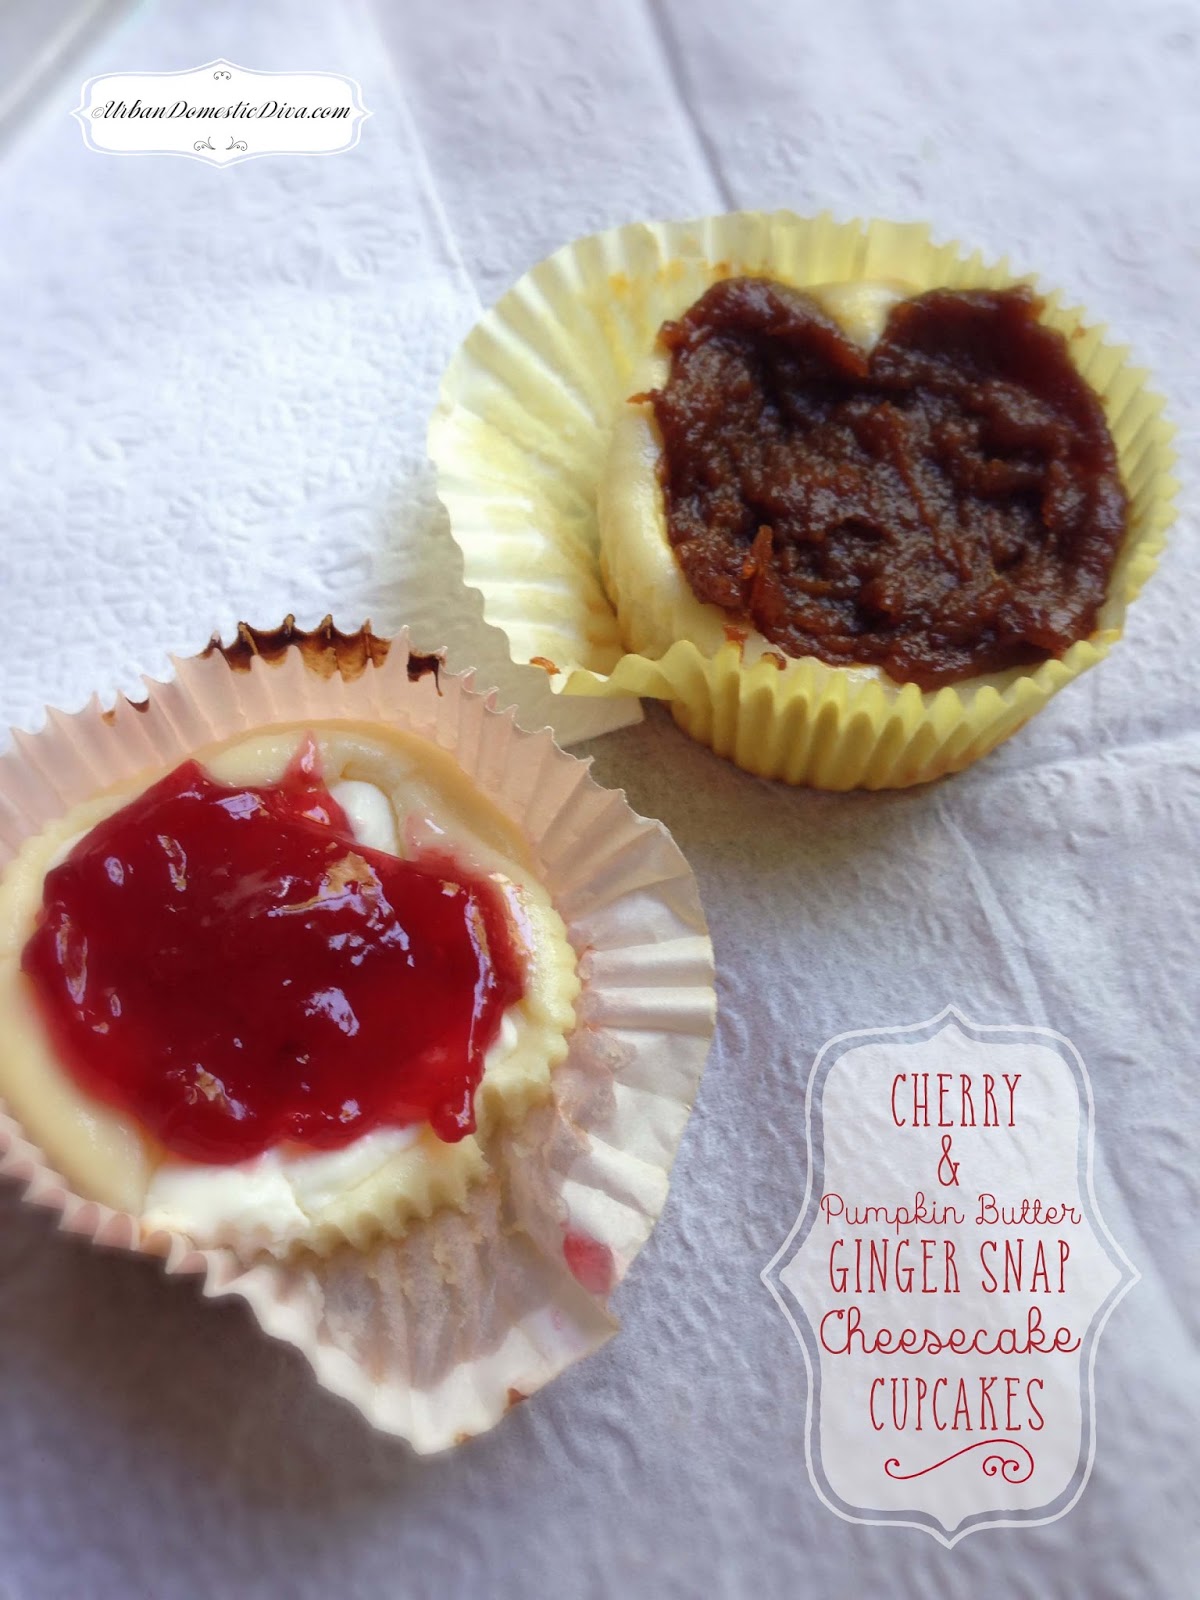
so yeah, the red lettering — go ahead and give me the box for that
[1028,1379,1045,1430]
[960,1075,976,1126]
[937,1072,953,1127]
[1004,1375,1021,1430]
[869,1378,885,1431]
[979,1375,997,1430]
[982,1073,998,1125]
[1003,1072,1021,1125]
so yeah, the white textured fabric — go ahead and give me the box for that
[0,0,1196,1595]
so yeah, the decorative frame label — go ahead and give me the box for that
[762,1007,1137,1545]
[72,60,370,166]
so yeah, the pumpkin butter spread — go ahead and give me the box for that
[626,278,1128,691]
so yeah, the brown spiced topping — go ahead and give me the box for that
[647,279,1127,689]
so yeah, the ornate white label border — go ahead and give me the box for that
[72,59,370,166]
[761,1006,1139,1546]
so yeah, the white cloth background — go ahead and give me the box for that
[0,0,1196,1595]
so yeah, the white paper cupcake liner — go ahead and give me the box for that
[0,620,715,1452]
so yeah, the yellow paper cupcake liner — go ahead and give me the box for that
[429,211,1177,788]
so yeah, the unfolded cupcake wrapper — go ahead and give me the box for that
[0,620,715,1451]
[429,211,1177,788]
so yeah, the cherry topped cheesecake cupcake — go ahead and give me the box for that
[0,622,715,1451]
[430,212,1175,787]
[0,719,578,1258]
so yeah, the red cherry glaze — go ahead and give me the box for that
[21,737,526,1161]
[563,1231,615,1296]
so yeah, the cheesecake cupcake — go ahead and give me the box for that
[0,621,715,1449]
[0,718,579,1259]
[429,213,1176,788]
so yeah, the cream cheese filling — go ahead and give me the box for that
[0,723,579,1258]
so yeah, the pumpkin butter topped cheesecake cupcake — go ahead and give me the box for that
[430,212,1175,787]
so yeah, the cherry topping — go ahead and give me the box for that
[21,737,526,1161]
